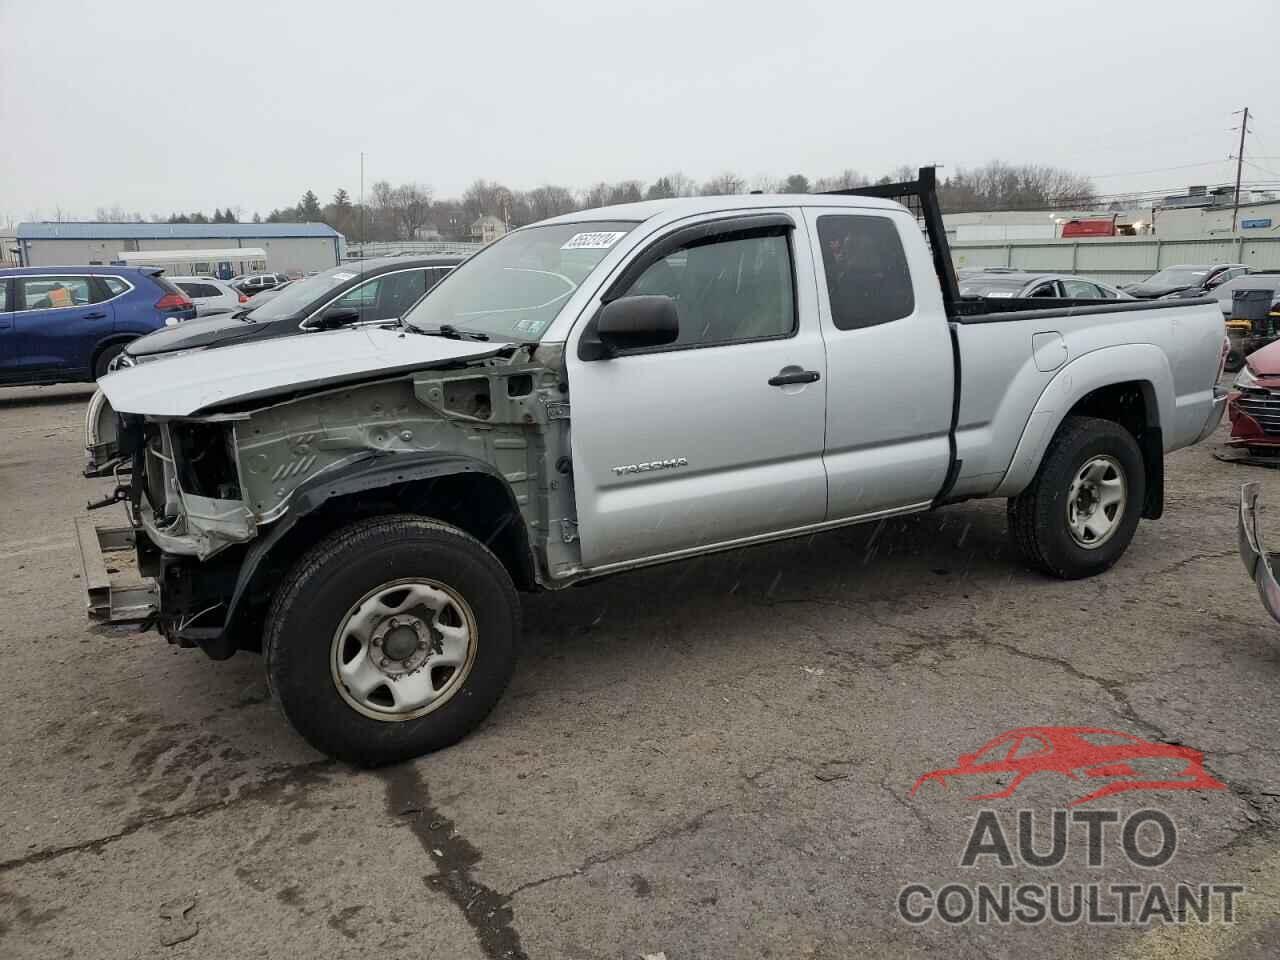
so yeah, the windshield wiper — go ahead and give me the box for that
[415,323,490,342]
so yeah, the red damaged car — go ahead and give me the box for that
[1228,340,1280,450]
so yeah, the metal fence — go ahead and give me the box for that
[951,234,1280,285]
[343,240,484,261]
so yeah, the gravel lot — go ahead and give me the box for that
[1,382,1278,959]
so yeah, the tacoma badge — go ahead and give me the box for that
[611,457,689,476]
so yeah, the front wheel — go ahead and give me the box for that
[1007,416,1145,579]
[264,515,520,765]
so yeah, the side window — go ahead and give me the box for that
[17,276,95,310]
[102,276,128,297]
[0,281,7,311]
[336,277,381,310]
[1027,282,1058,298]
[1099,284,1118,299]
[178,282,210,299]
[618,228,795,348]
[375,270,429,317]
[426,267,451,290]
[1062,279,1102,299]
[816,214,914,331]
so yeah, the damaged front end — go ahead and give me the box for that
[77,337,581,660]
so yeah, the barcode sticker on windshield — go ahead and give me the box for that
[561,231,626,250]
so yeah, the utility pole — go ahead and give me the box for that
[1231,107,1250,233]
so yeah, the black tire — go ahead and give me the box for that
[93,342,127,380]
[1007,416,1145,580]
[264,515,520,765]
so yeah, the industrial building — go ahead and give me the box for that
[13,221,345,275]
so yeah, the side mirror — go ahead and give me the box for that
[319,306,361,328]
[580,295,679,360]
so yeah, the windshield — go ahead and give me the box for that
[245,264,365,321]
[1144,267,1210,287]
[403,221,638,340]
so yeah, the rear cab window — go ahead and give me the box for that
[815,214,914,330]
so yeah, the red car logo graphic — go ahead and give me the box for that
[910,726,1226,806]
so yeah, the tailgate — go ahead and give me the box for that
[75,518,157,622]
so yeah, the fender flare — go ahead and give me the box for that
[993,343,1173,499]
[212,451,534,656]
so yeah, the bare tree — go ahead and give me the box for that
[813,169,870,192]
[699,172,745,196]
[93,204,139,222]
[461,179,511,223]
[524,185,578,222]
[581,182,612,210]
[750,174,784,193]
[388,183,433,239]
[938,162,1096,212]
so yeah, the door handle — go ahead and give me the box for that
[768,369,821,386]
[82,311,107,320]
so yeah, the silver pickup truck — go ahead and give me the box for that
[81,170,1228,763]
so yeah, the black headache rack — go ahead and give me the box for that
[822,167,1215,324]
[822,166,961,313]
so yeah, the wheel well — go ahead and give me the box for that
[228,473,536,652]
[90,335,135,374]
[1064,380,1163,519]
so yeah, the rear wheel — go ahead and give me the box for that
[1007,416,1145,579]
[264,515,520,765]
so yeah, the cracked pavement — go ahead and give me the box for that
[2,382,1279,958]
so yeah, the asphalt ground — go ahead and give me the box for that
[1,381,1278,959]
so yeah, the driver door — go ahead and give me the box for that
[566,212,829,569]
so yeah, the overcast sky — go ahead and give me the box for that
[2,0,1277,223]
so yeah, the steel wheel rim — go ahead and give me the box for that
[1066,454,1127,549]
[330,577,478,722]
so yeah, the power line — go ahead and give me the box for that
[1245,159,1280,180]
[1086,159,1234,180]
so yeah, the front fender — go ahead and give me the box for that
[993,344,1172,498]
[217,451,533,653]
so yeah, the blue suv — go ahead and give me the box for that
[0,266,197,385]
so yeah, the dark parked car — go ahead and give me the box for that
[957,271,1132,300]
[229,272,290,296]
[0,265,196,386]
[1122,263,1250,299]
[115,255,464,364]
[84,255,464,473]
